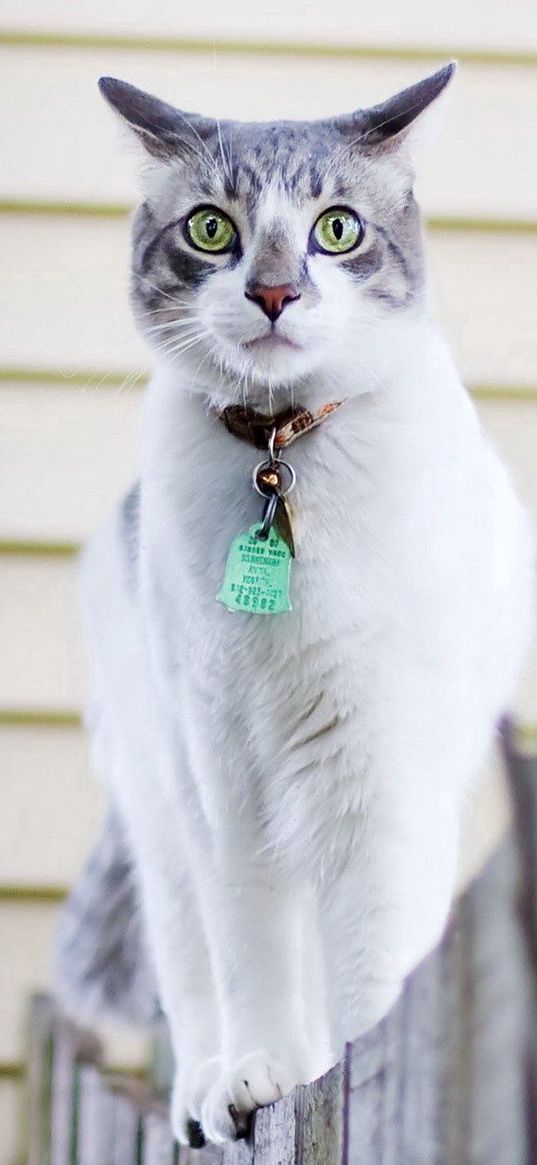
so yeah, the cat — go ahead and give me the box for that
[55,63,534,1146]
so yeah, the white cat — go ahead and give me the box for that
[57,64,534,1145]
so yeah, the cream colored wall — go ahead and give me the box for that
[1,7,536,1161]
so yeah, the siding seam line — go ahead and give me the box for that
[1,31,537,67]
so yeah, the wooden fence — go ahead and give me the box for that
[25,722,537,1164]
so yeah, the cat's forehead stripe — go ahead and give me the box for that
[205,121,334,203]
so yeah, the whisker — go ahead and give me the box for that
[157,328,210,356]
[216,116,233,187]
[159,340,206,363]
[146,330,204,347]
[158,330,207,352]
[145,319,203,335]
[118,367,148,396]
[190,346,214,393]
[141,303,194,317]
[135,273,193,308]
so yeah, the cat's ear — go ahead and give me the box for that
[98,77,213,162]
[337,62,456,153]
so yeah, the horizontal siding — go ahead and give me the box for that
[427,232,537,385]
[0,902,60,1062]
[0,555,83,709]
[2,47,536,219]
[0,902,148,1067]
[0,215,144,374]
[0,726,104,885]
[0,383,140,541]
[478,400,537,526]
[1,2,535,53]
[3,215,537,384]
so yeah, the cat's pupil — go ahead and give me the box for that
[206,218,218,239]
[333,219,344,241]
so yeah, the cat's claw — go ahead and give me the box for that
[186,1119,206,1149]
[199,1051,300,1144]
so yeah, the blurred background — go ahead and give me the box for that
[1,2,536,1160]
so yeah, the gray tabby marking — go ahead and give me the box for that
[54,809,158,1023]
[120,482,141,590]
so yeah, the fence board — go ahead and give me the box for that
[142,1112,175,1165]
[27,994,56,1165]
[49,1018,102,1165]
[49,1023,77,1165]
[501,720,537,1160]
[221,1137,252,1165]
[180,1140,223,1165]
[252,1091,294,1165]
[113,1095,144,1165]
[78,1064,117,1165]
[298,1061,344,1165]
[347,842,529,1163]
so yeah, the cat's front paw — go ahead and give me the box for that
[200,1050,300,1144]
[171,1056,222,1146]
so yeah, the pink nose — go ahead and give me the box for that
[245,282,300,322]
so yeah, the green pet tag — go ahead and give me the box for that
[217,523,292,614]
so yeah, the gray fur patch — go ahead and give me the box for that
[120,482,141,590]
[54,808,159,1025]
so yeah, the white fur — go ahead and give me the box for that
[82,181,534,1143]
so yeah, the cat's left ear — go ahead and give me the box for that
[98,76,214,162]
[337,62,457,153]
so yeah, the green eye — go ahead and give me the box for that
[312,208,363,255]
[185,206,237,253]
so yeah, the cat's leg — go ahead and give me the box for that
[316,782,459,1056]
[196,857,313,1142]
[296,884,334,1081]
[103,721,225,1146]
[82,522,221,1143]
[87,684,221,1141]
[129,826,222,1146]
[176,690,322,1142]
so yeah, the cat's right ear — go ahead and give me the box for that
[98,77,212,162]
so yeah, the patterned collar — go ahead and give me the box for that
[218,400,344,451]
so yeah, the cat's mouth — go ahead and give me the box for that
[243,332,302,353]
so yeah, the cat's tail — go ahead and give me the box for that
[54,807,159,1027]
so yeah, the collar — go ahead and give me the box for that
[218,400,344,451]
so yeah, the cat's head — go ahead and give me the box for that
[100,65,455,405]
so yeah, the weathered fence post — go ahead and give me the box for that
[77,1064,117,1165]
[27,994,56,1165]
[501,719,537,1162]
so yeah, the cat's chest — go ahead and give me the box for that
[181,460,380,652]
[178,426,381,592]
[142,399,453,741]
[146,419,415,689]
